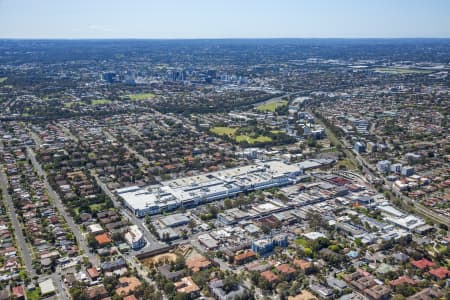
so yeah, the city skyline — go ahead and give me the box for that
[1,0,450,39]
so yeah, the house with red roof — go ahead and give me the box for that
[276,263,296,280]
[86,267,100,280]
[389,275,417,286]
[429,267,450,280]
[95,233,112,246]
[11,286,25,300]
[411,258,435,270]
[260,270,279,283]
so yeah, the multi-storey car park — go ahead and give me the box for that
[117,160,303,216]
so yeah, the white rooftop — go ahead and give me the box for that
[124,225,143,244]
[117,160,301,214]
[39,278,56,295]
[304,232,327,240]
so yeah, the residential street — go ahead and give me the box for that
[91,171,166,251]
[0,167,36,277]
[26,147,99,267]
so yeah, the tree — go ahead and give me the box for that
[103,276,119,293]
[112,231,124,242]
[224,198,233,209]
[70,287,88,300]
[87,234,98,249]
[173,255,186,271]
[188,219,196,230]
[174,292,190,300]
[145,215,151,225]
[222,276,238,293]
[163,281,175,295]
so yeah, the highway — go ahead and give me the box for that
[26,147,99,267]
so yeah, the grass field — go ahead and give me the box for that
[64,101,86,108]
[0,77,7,83]
[235,135,272,144]
[92,99,112,105]
[26,288,41,300]
[211,126,273,144]
[89,203,103,212]
[210,127,272,144]
[256,100,288,112]
[124,92,155,101]
[210,126,238,136]
[295,238,308,247]
[373,68,433,74]
[336,158,357,170]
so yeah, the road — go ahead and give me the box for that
[391,188,450,227]
[151,109,200,134]
[311,109,450,227]
[57,124,79,143]
[0,167,36,277]
[27,130,43,148]
[26,147,99,267]
[103,129,150,166]
[310,109,379,182]
[91,171,165,251]
[39,273,70,300]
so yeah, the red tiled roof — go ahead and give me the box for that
[185,255,212,273]
[116,276,141,296]
[260,270,279,282]
[95,233,112,245]
[12,286,24,298]
[293,259,312,270]
[429,267,450,279]
[276,263,296,274]
[411,258,435,270]
[389,276,417,286]
[87,267,100,279]
[234,250,256,262]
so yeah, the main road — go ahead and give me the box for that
[90,171,165,251]
[310,110,450,228]
[26,147,99,267]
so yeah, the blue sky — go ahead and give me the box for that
[1,0,449,38]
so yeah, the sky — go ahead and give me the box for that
[1,0,450,39]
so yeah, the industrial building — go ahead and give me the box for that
[160,213,191,227]
[117,160,302,216]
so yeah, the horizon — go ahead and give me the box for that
[1,0,450,39]
[2,37,450,41]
